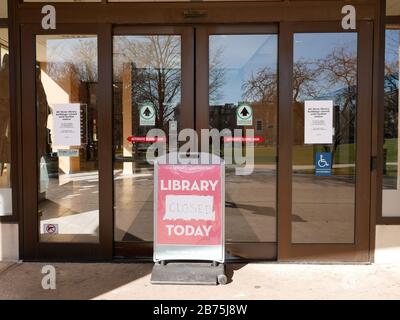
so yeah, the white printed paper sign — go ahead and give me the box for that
[0,188,12,216]
[304,100,333,144]
[52,104,81,147]
[164,195,215,221]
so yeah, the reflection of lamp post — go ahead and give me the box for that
[121,61,134,175]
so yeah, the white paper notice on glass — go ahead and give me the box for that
[52,104,81,147]
[304,100,333,144]
[0,188,12,216]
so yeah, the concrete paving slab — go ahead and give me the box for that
[0,262,400,300]
[0,262,15,274]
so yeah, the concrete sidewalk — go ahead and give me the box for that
[0,262,399,300]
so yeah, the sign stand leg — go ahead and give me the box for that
[150,261,227,285]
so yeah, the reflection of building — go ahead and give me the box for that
[114,62,181,173]
[315,86,357,146]
[37,58,98,174]
[210,102,278,145]
[384,72,399,140]
[251,101,277,145]
[293,102,304,145]
[210,103,236,131]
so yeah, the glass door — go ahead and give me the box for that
[20,23,373,262]
[278,22,373,262]
[195,26,279,260]
[113,25,278,260]
[112,26,194,258]
[21,24,113,260]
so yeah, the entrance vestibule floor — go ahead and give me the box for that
[38,166,355,245]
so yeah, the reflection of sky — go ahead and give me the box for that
[209,33,358,105]
[385,29,400,66]
[210,35,278,105]
[37,37,97,63]
[294,33,357,61]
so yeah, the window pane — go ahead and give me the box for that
[0,28,11,217]
[383,27,400,217]
[113,35,182,242]
[387,0,400,16]
[0,0,7,18]
[292,33,357,244]
[36,35,99,242]
[209,34,278,243]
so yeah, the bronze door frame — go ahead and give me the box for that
[277,21,374,262]
[19,21,375,262]
[21,24,114,261]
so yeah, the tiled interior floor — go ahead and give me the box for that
[39,165,356,246]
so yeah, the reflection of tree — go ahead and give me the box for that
[113,36,181,133]
[114,36,226,131]
[44,39,98,83]
[130,36,180,131]
[242,67,277,103]
[71,40,98,82]
[384,31,399,140]
[243,44,358,160]
[318,47,357,156]
[44,35,227,129]
[385,63,399,140]
[209,47,225,104]
[242,61,320,103]
[293,60,320,102]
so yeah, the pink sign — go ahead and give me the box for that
[156,165,222,246]
[127,136,166,143]
[223,136,265,143]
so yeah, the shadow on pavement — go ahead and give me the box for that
[225,264,247,284]
[0,262,251,299]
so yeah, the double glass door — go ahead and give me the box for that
[112,26,278,259]
[21,22,373,262]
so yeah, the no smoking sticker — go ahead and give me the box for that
[44,224,59,235]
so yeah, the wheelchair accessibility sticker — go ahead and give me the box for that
[315,152,332,176]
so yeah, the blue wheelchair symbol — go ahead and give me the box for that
[315,152,332,176]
